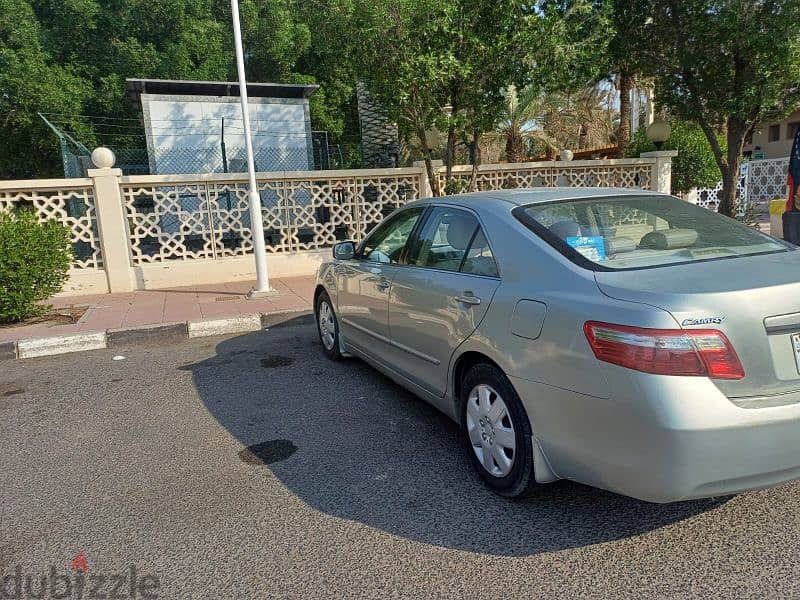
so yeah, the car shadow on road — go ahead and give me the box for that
[185,316,727,557]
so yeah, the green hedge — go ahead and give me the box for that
[0,209,72,324]
[627,119,724,195]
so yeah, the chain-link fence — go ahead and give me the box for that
[62,135,347,177]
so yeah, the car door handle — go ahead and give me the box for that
[376,277,391,291]
[455,294,481,306]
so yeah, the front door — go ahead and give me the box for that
[336,206,425,357]
[388,207,501,396]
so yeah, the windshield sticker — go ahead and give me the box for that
[566,236,607,262]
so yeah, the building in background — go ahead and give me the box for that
[745,109,800,159]
[126,79,318,174]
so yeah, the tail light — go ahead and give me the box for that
[583,321,745,380]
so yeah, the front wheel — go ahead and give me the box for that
[461,363,537,498]
[316,290,342,360]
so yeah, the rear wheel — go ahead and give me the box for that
[461,363,536,498]
[316,290,341,360]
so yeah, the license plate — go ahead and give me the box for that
[792,333,800,374]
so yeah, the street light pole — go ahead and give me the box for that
[230,0,272,295]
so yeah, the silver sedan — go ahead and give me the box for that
[313,188,800,502]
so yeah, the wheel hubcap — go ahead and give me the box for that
[466,384,516,477]
[318,301,335,350]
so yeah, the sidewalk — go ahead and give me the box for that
[0,276,315,359]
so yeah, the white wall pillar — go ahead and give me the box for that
[640,150,678,194]
[88,148,135,293]
[644,87,655,126]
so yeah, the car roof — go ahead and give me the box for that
[424,187,669,209]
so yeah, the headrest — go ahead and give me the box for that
[549,220,582,239]
[446,215,477,251]
[639,228,698,250]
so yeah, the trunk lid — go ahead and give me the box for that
[595,250,800,399]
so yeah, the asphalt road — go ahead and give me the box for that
[3,316,800,599]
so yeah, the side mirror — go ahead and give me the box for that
[333,240,356,260]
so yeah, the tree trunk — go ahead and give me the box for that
[445,123,458,192]
[469,130,481,192]
[718,117,748,217]
[415,124,440,196]
[617,72,634,157]
[505,131,524,163]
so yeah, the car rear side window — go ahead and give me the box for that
[409,207,499,277]
[461,228,499,277]
[515,194,791,271]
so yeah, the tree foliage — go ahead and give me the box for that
[628,0,800,215]
[350,0,529,193]
[0,0,92,177]
[4,0,799,201]
[0,0,361,178]
[627,119,724,194]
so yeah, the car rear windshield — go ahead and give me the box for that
[514,194,792,271]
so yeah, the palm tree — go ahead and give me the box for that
[494,85,616,162]
[495,85,558,162]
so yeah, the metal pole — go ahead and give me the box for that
[231,0,271,294]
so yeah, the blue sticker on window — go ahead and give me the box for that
[565,236,607,262]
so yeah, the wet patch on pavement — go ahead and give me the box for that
[260,355,294,368]
[238,440,298,465]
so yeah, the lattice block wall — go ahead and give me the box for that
[437,163,653,193]
[122,172,422,264]
[0,185,103,269]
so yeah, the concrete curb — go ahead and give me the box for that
[0,340,17,361]
[107,322,188,347]
[2,308,312,360]
[17,332,107,359]
[188,314,262,338]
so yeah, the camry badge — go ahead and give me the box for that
[681,316,726,326]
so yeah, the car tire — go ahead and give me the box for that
[461,363,536,498]
[316,290,342,360]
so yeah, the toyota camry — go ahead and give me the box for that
[313,188,800,502]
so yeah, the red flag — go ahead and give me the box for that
[71,550,88,572]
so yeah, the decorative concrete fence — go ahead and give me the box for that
[688,156,789,216]
[0,150,673,296]
[436,154,670,193]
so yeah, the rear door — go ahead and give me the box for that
[337,206,424,357]
[387,206,501,397]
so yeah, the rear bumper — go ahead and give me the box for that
[511,372,800,503]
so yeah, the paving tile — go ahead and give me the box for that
[264,297,311,312]
[163,305,203,322]
[79,314,126,331]
[198,302,243,319]
[121,310,165,328]
[4,275,315,349]
[223,281,255,293]
[239,300,277,313]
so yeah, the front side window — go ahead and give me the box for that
[409,207,499,277]
[359,207,423,263]
[515,195,790,271]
